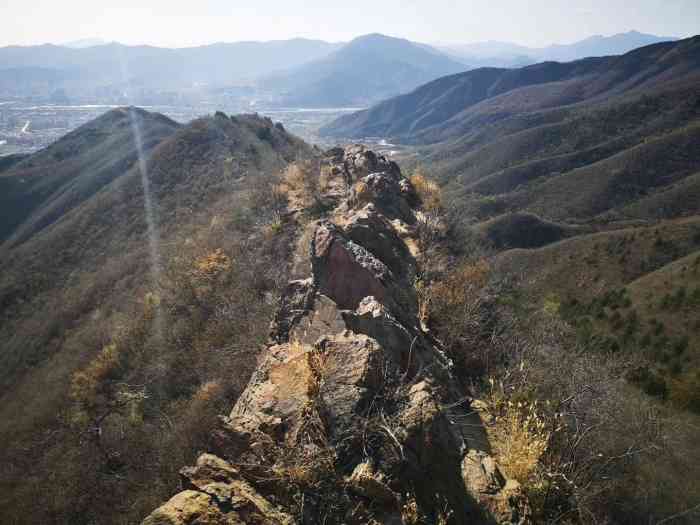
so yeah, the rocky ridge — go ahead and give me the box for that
[142,146,529,524]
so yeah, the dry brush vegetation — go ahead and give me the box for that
[413,168,700,524]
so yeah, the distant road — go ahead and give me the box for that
[21,120,30,133]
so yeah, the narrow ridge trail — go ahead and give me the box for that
[143,146,529,525]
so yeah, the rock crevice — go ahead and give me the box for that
[143,145,529,525]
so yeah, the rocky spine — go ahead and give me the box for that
[142,146,529,525]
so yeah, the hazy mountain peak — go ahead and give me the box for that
[263,33,466,107]
[62,37,110,48]
[440,29,679,67]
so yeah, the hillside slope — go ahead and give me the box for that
[493,217,700,409]
[322,36,700,141]
[0,110,309,391]
[0,107,180,246]
[0,109,313,523]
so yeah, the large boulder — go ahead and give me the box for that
[312,221,393,310]
[342,144,401,182]
[316,332,386,441]
[342,203,416,280]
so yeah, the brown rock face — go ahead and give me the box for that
[142,145,529,525]
[312,221,391,310]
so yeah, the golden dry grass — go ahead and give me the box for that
[410,169,443,213]
[486,396,551,484]
[191,248,232,280]
[69,343,120,408]
[281,162,320,208]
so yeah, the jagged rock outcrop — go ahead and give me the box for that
[143,145,529,525]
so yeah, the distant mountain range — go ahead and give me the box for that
[62,38,110,49]
[0,39,343,100]
[0,34,463,107]
[0,31,678,107]
[439,30,679,67]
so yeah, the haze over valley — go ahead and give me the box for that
[0,30,681,156]
[2,2,700,524]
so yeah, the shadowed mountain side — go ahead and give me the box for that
[0,107,180,247]
[321,36,700,142]
[476,212,586,250]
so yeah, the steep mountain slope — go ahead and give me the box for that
[0,107,180,246]
[265,33,466,107]
[322,36,700,141]
[426,84,700,228]
[512,122,700,221]
[0,109,313,523]
[0,110,309,390]
[494,218,700,408]
[429,83,700,191]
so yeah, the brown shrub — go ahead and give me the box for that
[421,260,492,375]
[69,343,120,409]
[410,168,443,213]
[485,387,552,484]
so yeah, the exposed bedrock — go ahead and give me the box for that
[143,145,529,525]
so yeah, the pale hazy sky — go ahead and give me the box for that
[1,0,698,48]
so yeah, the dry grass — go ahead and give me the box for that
[191,248,232,280]
[401,497,420,524]
[429,260,490,311]
[69,343,120,409]
[485,386,552,484]
[351,180,372,208]
[420,259,490,341]
[418,258,493,377]
[281,161,320,209]
[410,168,443,213]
